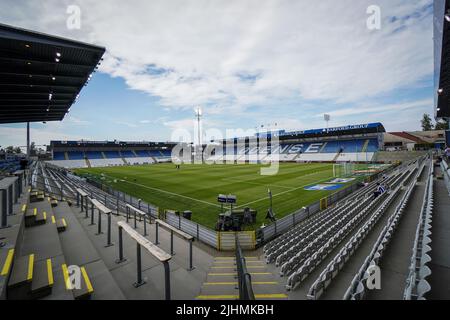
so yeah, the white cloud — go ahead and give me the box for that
[325,98,433,118]
[0,0,432,112]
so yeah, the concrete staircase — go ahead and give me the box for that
[362,139,370,152]
[196,256,288,300]
[3,186,124,300]
[118,151,128,165]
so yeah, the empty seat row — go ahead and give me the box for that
[275,170,404,272]
[308,173,414,299]
[285,190,392,289]
[343,159,427,300]
[286,164,418,297]
[404,162,434,300]
[264,176,388,259]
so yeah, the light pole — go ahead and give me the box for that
[195,107,202,163]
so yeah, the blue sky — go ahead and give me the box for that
[0,0,435,147]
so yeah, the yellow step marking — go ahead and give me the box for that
[62,264,72,290]
[208,272,271,276]
[81,267,94,294]
[27,254,35,281]
[43,211,47,220]
[21,204,27,213]
[62,218,67,227]
[46,259,54,286]
[196,293,288,300]
[33,208,37,216]
[48,197,51,202]
[1,249,15,276]
[204,281,278,285]
[51,215,56,224]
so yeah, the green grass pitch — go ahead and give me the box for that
[74,162,365,229]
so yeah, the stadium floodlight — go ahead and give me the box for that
[446,10,450,22]
[56,52,61,57]
[438,88,444,95]
[324,114,331,129]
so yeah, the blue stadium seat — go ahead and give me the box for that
[85,151,103,159]
[135,150,150,157]
[121,151,135,157]
[53,152,65,160]
[148,150,162,157]
[104,151,121,158]
[67,151,84,160]
[160,150,171,156]
[321,140,366,153]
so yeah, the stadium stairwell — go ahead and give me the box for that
[101,152,107,159]
[119,151,128,165]
[362,139,370,152]
[64,152,69,160]
[85,158,91,168]
[196,256,288,300]
[332,152,341,162]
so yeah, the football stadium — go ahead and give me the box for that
[1,0,450,306]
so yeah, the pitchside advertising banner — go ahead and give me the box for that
[304,178,355,191]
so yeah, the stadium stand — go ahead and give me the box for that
[207,124,384,164]
[259,155,448,300]
[47,141,176,168]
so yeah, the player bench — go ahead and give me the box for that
[116,221,172,299]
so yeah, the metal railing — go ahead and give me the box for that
[235,237,255,300]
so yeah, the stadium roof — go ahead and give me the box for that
[0,23,105,124]
[435,0,450,118]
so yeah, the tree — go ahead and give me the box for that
[435,118,449,130]
[14,147,22,154]
[5,146,14,153]
[421,113,434,131]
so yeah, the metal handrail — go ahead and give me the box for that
[235,236,255,300]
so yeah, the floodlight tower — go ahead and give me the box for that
[324,114,331,129]
[195,107,203,162]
